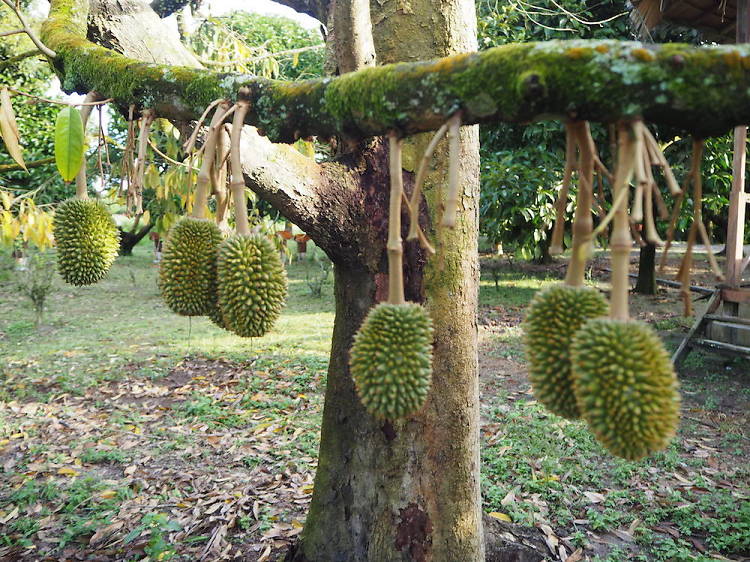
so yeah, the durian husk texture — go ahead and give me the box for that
[571,318,680,461]
[524,284,609,420]
[159,217,222,317]
[216,234,287,337]
[53,198,120,286]
[349,302,434,420]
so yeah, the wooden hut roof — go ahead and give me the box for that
[632,0,737,41]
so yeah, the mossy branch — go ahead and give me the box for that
[42,0,750,142]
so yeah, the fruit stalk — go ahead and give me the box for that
[229,100,251,236]
[74,91,99,200]
[387,133,405,306]
[194,102,231,219]
[610,122,637,321]
[564,122,595,287]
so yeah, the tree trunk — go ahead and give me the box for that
[118,223,153,256]
[293,1,484,560]
[635,242,657,294]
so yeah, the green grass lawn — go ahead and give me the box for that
[1,245,748,561]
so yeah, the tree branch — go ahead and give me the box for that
[0,50,41,69]
[2,0,57,58]
[272,0,330,23]
[237,126,366,267]
[41,0,750,140]
[0,157,55,172]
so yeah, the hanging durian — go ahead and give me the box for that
[524,122,607,420]
[53,198,120,286]
[349,134,434,420]
[53,94,119,286]
[570,121,680,461]
[159,102,231,317]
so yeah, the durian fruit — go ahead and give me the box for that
[349,302,434,420]
[571,319,680,461]
[159,217,222,316]
[523,284,608,420]
[53,198,120,286]
[217,234,287,337]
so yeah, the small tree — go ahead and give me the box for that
[16,251,55,328]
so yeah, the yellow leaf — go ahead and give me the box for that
[300,485,314,494]
[98,490,117,500]
[488,512,512,522]
[291,519,304,529]
[58,467,79,477]
[0,88,26,171]
[0,191,11,210]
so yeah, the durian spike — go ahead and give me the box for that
[194,102,232,219]
[550,122,577,256]
[564,121,595,288]
[133,109,155,215]
[229,100,251,236]
[74,92,99,200]
[405,121,448,254]
[642,126,682,196]
[609,121,637,321]
[388,133,406,306]
[440,112,462,228]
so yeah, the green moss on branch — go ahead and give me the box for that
[43,0,750,141]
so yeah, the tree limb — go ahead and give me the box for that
[237,126,366,267]
[0,50,42,69]
[41,0,750,141]
[272,0,330,23]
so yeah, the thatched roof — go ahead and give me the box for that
[632,0,736,42]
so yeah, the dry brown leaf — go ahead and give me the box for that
[0,88,26,171]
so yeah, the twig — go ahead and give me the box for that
[4,87,112,108]
[198,43,324,67]
[0,156,54,172]
[147,138,199,170]
[1,0,57,58]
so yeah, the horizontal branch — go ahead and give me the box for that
[42,0,750,141]
[0,157,55,172]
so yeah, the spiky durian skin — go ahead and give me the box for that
[53,199,120,286]
[349,303,434,420]
[217,234,287,337]
[571,319,680,461]
[159,217,222,316]
[523,284,608,420]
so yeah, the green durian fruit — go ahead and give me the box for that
[159,217,222,316]
[217,234,287,337]
[523,284,608,420]
[571,319,680,461]
[53,198,120,286]
[349,302,434,420]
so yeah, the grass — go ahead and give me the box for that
[1,245,749,560]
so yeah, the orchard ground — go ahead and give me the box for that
[0,241,748,561]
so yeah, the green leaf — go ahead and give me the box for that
[54,106,85,182]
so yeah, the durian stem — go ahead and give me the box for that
[550,122,576,256]
[440,112,462,228]
[74,92,99,200]
[642,144,663,246]
[406,121,447,253]
[610,121,637,321]
[183,98,224,154]
[230,100,251,236]
[387,133,406,306]
[642,126,682,196]
[213,125,231,232]
[193,102,231,219]
[564,121,595,288]
[133,109,154,215]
